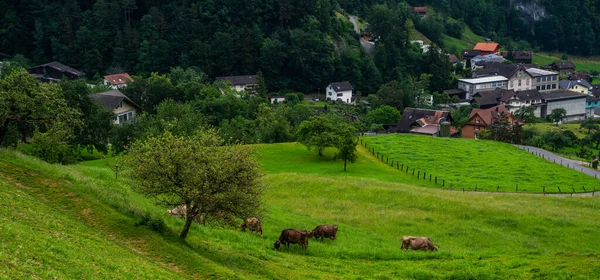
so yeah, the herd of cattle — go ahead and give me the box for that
[168,206,438,252]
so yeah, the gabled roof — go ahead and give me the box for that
[474,63,535,79]
[552,61,575,69]
[468,104,510,126]
[474,42,500,52]
[30,61,84,77]
[461,50,481,59]
[104,73,133,86]
[473,88,513,107]
[91,89,141,111]
[328,81,353,92]
[516,89,543,101]
[216,75,258,85]
[443,89,466,95]
[501,51,533,60]
[389,108,452,134]
[559,80,592,90]
[448,55,459,63]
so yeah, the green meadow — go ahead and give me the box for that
[362,134,600,193]
[1,139,600,279]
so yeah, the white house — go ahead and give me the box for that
[326,81,353,104]
[216,75,258,93]
[103,73,133,89]
[270,96,285,104]
[91,89,141,125]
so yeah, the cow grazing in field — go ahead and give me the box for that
[274,229,311,251]
[401,236,438,251]
[167,205,202,224]
[240,217,263,236]
[311,225,338,241]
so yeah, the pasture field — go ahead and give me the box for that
[1,143,600,279]
[533,52,600,73]
[362,134,600,193]
[527,123,588,138]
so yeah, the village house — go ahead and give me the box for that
[387,108,457,136]
[28,61,84,81]
[471,54,505,69]
[409,6,427,19]
[501,51,533,64]
[549,61,576,76]
[270,96,286,104]
[326,81,353,104]
[568,71,592,82]
[462,104,514,139]
[473,42,501,55]
[216,75,258,93]
[559,79,592,95]
[457,76,508,100]
[91,89,141,125]
[527,68,559,92]
[540,90,587,122]
[473,63,558,92]
[103,73,133,89]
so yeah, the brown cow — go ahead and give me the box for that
[240,217,263,236]
[167,205,202,224]
[401,236,438,251]
[274,229,311,251]
[311,225,338,241]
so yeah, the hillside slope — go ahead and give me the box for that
[1,144,600,278]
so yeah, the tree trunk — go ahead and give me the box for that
[343,158,347,171]
[180,215,194,239]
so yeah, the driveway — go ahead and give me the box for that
[349,15,375,54]
[514,144,600,179]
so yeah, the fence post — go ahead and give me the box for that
[572,187,576,194]
[583,186,586,192]
[360,139,363,145]
[558,186,561,193]
[462,188,465,192]
[401,164,404,171]
[475,184,477,191]
[543,186,546,196]
[497,185,500,192]
[442,180,445,187]
[406,166,409,174]
[423,172,426,179]
[412,169,415,176]
[391,160,394,166]
[417,170,420,178]
[429,174,432,182]
[516,184,518,192]
[435,177,438,184]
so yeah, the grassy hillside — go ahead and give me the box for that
[533,52,600,74]
[362,134,599,193]
[2,142,600,278]
[442,27,485,53]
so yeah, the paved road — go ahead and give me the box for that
[514,144,600,179]
[349,15,375,54]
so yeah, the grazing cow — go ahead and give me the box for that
[401,236,438,251]
[167,205,202,224]
[274,229,311,251]
[311,225,338,241]
[240,217,263,236]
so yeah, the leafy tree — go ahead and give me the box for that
[580,118,599,134]
[334,123,358,171]
[297,116,338,156]
[513,106,536,124]
[375,80,404,111]
[367,105,401,125]
[31,124,78,165]
[543,131,571,152]
[549,108,567,126]
[592,130,600,149]
[128,129,264,239]
[255,104,292,143]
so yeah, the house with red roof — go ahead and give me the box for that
[473,42,501,55]
[103,73,133,89]
[462,104,514,139]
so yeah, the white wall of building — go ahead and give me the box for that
[326,87,352,104]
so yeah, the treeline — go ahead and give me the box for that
[0,0,456,95]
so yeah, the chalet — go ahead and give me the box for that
[559,80,592,95]
[326,81,353,104]
[409,7,427,19]
[462,104,514,139]
[549,61,576,76]
[501,51,533,64]
[387,108,457,136]
[540,90,587,122]
[28,61,84,81]
[457,76,508,100]
[103,73,133,89]
[473,63,558,92]
[216,75,258,93]
[499,89,544,115]
[568,71,592,82]
[473,42,501,55]
[91,89,141,125]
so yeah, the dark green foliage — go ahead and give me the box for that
[367,105,401,125]
[543,131,571,152]
[549,108,567,125]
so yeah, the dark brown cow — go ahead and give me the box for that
[240,217,263,236]
[311,225,338,241]
[274,229,311,251]
[401,236,438,251]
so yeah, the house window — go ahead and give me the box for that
[526,79,529,85]
[518,80,522,86]
[117,111,134,124]
[337,93,343,97]
[536,86,540,90]
[552,84,557,89]
[537,77,541,83]
[475,118,480,123]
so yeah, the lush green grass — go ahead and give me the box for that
[363,134,600,193]
[534,52,600,73]
[442,34,473,53]
[528,123,588,138]
[2,143,600,278]
[410,29,432,44]
[462,27,485,44]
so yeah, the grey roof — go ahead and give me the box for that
[461,50,481,58]
[388,108,452,133]
[474,63,535,79]
[541,90,588,101]
[516,89,543,101]
[30,61,85,76]
[216,75,258,85]
[552,61,575,69]
[91,89,141,111]
[591,84,600,97]
[473,88,513,107]
[559,80,592,90]
[329,81,353,92]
